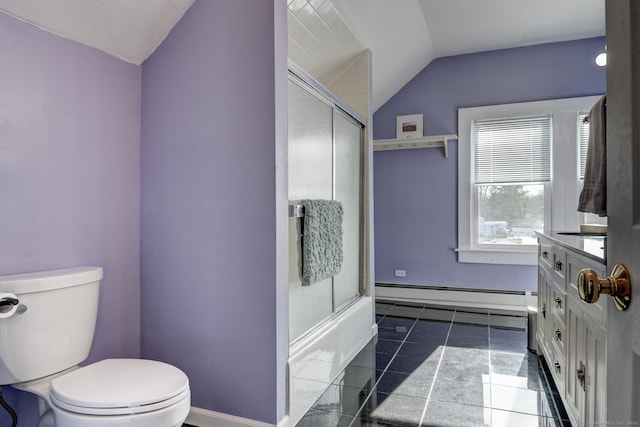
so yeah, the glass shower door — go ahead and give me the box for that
[288,75,364,342]
[333,111,362,310]
[288,79,334,341]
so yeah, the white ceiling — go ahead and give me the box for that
[0,0,194,64]
[0,0,605,112]
[419,0,605,58]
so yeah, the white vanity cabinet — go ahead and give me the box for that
[537,233,607,427]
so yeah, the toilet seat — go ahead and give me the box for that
[50,359,189,416]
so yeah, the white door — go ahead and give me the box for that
[602,0,640,422]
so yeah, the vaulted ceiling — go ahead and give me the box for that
[0,0,605,112]
[290,0,605,111]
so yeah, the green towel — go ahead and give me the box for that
[299,199,343,286]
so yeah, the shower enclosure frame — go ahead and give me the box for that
[286,61,376,426]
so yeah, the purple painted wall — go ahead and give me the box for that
[140,0,287,424]
[0,11,141,427]
[373,38,606,290]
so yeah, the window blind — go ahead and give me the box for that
[578,112,589,179]
[472,115,551,184]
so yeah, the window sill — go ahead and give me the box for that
[455,248,538,265]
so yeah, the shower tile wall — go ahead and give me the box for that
[287,0,364,89]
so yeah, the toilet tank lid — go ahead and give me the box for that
[0,266,103,294]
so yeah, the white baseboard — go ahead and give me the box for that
[185,407,289,427]
[375,283,537,312]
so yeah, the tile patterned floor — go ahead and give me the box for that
[296,301,570,427]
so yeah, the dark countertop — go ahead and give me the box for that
[536,231,606,264]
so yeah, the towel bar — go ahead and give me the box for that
[289,204,305,218]
[289,204,306,278]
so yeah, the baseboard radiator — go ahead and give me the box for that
[375,282,537,312]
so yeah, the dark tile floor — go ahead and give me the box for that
[296,301,569,427]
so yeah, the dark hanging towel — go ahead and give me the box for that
[578,95,607,216]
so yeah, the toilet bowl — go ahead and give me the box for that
[0,267,191,427]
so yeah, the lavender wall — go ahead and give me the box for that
[0,11,141,427]
[373,38,606,290]
[140,0,287,424]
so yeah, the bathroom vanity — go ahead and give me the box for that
[536,232,607,427]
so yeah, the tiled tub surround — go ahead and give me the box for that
[288,297,378,425]
[296,302,569,427]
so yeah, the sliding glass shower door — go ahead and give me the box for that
[288,74,364,342]
[333,111,362,311]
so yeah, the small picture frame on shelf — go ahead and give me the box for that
[396,114,423,139]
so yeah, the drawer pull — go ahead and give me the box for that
[577,360,586,391]
[554,297,562,309]
[554,329,562,341]
[542,251,549,259]
[555,260,563,272]
[541,304,546,318]
[554,362,561,374]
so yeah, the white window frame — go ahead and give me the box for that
[457,96,602,265]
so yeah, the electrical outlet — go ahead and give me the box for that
[394,269,406,277]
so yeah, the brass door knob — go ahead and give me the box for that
[578,264,631,311]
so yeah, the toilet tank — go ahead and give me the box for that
[0,267,102,385]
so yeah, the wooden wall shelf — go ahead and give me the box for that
[373,134,458,158]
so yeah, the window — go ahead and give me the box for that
[473,116,550,246]
[458,96,602,265]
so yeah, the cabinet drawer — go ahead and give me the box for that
[549,350,566,395]
[567,253,605,293]
[567,253,607,327]
[550,286,566,320]
[537,274,548,333]
[539,240,554,271]
[553,247,566,283]
[551,314,566,354]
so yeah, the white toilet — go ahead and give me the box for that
[0,266,190,427]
